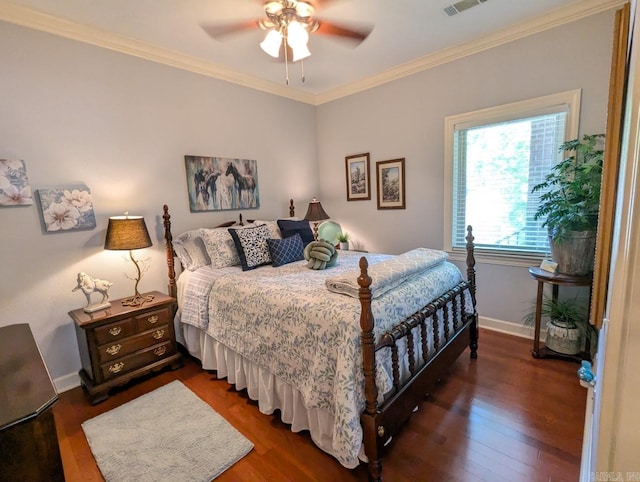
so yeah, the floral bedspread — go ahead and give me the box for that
[179,251,471,468]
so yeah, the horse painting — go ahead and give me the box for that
[185,155,259,211]
[194,169,222,209]
[225,162,257,208]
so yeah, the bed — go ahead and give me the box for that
[161,201,478,481]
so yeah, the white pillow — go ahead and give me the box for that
[173,229,210,271]
[251,220,282,239]
[200,227,243,268]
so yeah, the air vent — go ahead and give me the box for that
[444,0,488,16]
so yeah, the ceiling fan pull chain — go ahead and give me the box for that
[284,36,290,85]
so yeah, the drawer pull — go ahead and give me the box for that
[153,346,167,357]
[152,329,165,340]
[105,344,122,356]
[108,362,125,373]
[147,315,159,324]
[108,326,122,336]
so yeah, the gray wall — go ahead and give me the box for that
[0,21,318,386]
[0,10,615,388]
[315,11,614,332]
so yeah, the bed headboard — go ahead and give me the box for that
[162,199,296,297]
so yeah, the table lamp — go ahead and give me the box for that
[304,197,330,240]
[104,213,154,307]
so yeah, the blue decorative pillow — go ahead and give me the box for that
[228,224,272,271]
[267,234,304,267]
[277,219,314,247]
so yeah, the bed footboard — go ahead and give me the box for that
[359,226,478,482]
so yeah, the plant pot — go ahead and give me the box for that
[339,242,349,250]
[550,230,596,275]
[545,319,582,355]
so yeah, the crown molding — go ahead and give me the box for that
[0,0,627,107]
[316,0,628,105]
[0,1,316,105]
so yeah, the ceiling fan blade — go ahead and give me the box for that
[315,20,372,44]
[201,20,261,40]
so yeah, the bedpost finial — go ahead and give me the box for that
[357,256,372,289]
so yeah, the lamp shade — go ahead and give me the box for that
[304,198,329,222]
[260,29,283,58]
[104,216,152,251]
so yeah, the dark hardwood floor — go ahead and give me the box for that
[53,329,586,481]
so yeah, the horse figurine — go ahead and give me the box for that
[73,272,113,313]
[225,162,256,207]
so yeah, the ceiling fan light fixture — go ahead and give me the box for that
[264,1,283,15]
[292,43,311,62]
[294,1,314,18]
[260,29,282,57]
[286,20,309,49]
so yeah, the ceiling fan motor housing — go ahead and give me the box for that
[261,1,318,33]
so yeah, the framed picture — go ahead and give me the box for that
[345,153,370,201]
[0,159,33,206]
[376,158,406,210]
[185,156,259,212]
[36,185,96,233]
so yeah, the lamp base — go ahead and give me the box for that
[121,292,155,308]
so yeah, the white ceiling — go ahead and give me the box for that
[0,0,625,104]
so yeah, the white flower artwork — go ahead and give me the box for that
[0,159,33,206]
[37,185,97,233]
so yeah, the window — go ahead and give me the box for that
[444,90,581,265]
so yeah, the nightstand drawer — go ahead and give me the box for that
[99,341,174,381]
[135,307,171,331]
[94,318,135,345]
[97,325,170,363]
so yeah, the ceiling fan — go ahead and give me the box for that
[201,0,373,84]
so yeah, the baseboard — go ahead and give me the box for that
[479,315,543,340]
[54,371,81,394]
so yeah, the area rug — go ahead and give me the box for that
[82,380,253,482]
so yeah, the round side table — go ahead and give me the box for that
[528,267,592,362]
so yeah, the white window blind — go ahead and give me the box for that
[444,90,581,263]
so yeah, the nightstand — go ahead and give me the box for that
[70,291,183,404]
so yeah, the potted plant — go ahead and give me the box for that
[531,133,605,275]
[337,232,350,250]
[523,296,596,356]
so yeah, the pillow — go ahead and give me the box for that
[277,219,314,247]
[173,229,211,271]
[267,234,304,267]
[228,224,272,271]
[200,227,242,269]
[252,220,282,239]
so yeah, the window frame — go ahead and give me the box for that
[443,89,582,267]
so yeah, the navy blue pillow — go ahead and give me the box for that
[267,234,305,267]
[277,219,314,247]
[228,224,272,271]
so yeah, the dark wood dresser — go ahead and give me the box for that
[70,291,182,404]
[0,323,65,482]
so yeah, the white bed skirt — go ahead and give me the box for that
[179,322,362,469]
